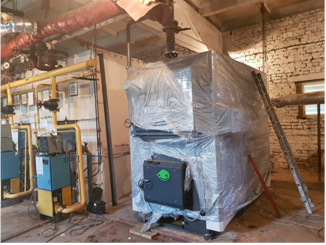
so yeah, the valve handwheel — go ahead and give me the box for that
[11,45,21,56]
[36,100,43,109]
[124,119,132,128]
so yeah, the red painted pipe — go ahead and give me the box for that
[248,155,281,218]
[1,0,124,61]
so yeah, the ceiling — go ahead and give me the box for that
[1,0,324,57]
[187,0,324,32]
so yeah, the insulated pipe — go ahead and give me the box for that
[1,59,97,91]
[3,88,34,199]
[50,76,86,214]
[272,92,325,108]
[1,0,124,61]
[1,16,38,35]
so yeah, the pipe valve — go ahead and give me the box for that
[37,98,59,111]
[1,105,15,115]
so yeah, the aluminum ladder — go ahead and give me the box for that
[252,71,314,214]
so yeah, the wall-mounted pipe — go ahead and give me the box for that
[7,71,94,97]
[12,129,27,191]
[272,92,325,108]
[1,59,98,208]
[98,53,117,206]
[35,84,51,133]
[126,18,145,68]
[50,77,86,213]
[126,20,135,68]
[0,59,97,91]
[3,88,34,199]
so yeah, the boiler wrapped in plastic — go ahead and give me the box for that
[123,51,271,232]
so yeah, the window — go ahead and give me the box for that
[303,83,325,115]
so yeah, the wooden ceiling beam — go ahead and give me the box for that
[200,0,262,17]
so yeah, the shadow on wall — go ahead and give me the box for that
[304,150,325,171]
[271,150,325,172]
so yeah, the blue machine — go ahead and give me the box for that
[36,154,71,191]
[1,151,20,181]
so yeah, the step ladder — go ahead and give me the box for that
[252,71,314,214]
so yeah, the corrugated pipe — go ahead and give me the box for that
[1,0,124,61]
[1,15,38,35]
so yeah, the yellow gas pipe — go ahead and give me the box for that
[1,59,97,205]
[35,84,51,132]
[12,130,27,191]
[4,88,34,199]
[50,76,86,214]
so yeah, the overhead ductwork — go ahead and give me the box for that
[1,0,124,61]
[1,0,172,62]
[1,15,38,35]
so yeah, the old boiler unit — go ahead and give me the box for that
[36,135,71,219]
[123,51,271,236]
[1,124,20,198]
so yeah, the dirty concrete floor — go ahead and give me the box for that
[1,169,325,243]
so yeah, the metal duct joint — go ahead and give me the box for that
[1,15,38,35]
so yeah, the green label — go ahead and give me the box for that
[156,169,170,181]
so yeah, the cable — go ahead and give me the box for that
[259,209,324,230]
[183,208,203,222]
[318,227,324,237]
[137,179,153,213]
[71,163,100,186]
[69,219,104,236]
[28,189,39,220]
[42,215,59,238]
[45,215,86,243]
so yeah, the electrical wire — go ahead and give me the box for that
[45,213,108,242]
[42,215,59,238]
[183,208,203,222]
[27,189,39,220]
[45,214,86,243]
[259,209,324,230]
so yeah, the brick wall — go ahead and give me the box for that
[135,44,196,63]
[224,8,325,170]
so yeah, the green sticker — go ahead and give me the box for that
[156,169,170,181]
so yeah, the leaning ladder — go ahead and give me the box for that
[252,71,314,214]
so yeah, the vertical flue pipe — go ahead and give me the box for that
[317,104,321,183]
[98,53,117,206]
[4,88,34,199]
[126,20,135,68]
[50,77,86,213]
[126,18,145,68]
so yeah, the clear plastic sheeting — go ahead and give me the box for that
[123,51,271,232]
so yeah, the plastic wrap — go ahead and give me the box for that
[123,51,271,231]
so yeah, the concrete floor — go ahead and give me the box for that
[1,168,324,243]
